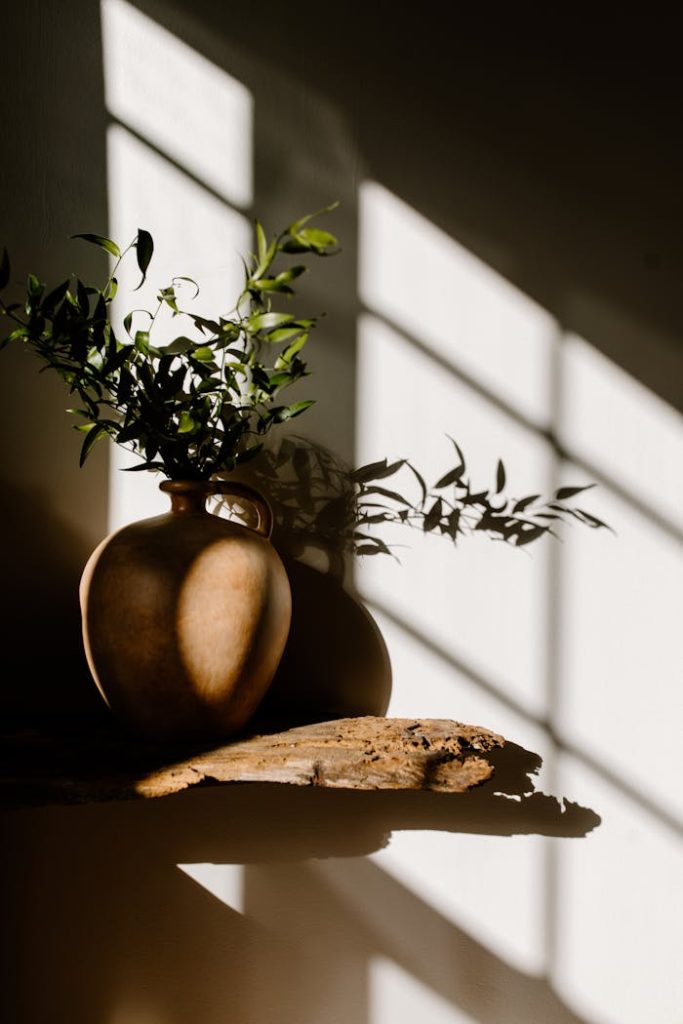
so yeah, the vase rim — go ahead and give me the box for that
[159,479,216,493]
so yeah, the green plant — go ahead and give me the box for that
[1,212,609,553]
[0,206,339,479]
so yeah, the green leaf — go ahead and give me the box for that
[41,279,70,312]
[134,228,154,290]
[248,311,295,333]
[189,314,220,334]
[250,276,294,294]
[253,229,278,279]
[296,227,339,250]
[27,273,43,298]
[0,247,9,290]
[116,418,142,444]
[123,308,152,337]
[161,336,195,355]
[172,276,200,298]
[103,343,131,375]
[268,369,295,389]
[268,325,309,345]
[271,400,315,422]
[76,279,89,316]
[255,220,267,265]
[121,460,166,472]
[104,277,118,302]
[287,201,339,236]
[192,346,215,362]
[71,233,121,259]
[135,330,151,354]
[279,239,310,254]
[158,286,179,313]
[275,264,306,284]
[196,376,224,392]
[236,443,264,465]
[177,411,197,434]
[79,422,108,467]
[555,484,595,501]
[4,325,29,343]
[496,459,506,493]
[277,331,309,365]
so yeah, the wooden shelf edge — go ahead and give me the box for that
[0,716,505,808]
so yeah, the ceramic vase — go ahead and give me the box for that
[79,480,291,739]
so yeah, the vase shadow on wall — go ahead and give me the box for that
[254,557,393,728]
[219,436,394,727]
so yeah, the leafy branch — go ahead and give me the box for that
[0,205,339,479]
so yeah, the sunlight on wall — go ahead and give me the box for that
[357,313,553,720]
[359,181,557,429]
[553,754,683,1024]
[101,2,252,532]
[356,180,683,1024]
[102,0,253,207]
[556,481,683,818]
[561,334,683,529]
[177,863,244,914]
[370,957,475,1024]
[371,829,546,977]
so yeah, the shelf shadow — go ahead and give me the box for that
[1,731,600,862]
[1,746,598,1024]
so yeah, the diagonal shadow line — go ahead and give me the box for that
[107,113,251,217]
[364,309,683,547]
[365,596,683,840]
[308,857,589,1024]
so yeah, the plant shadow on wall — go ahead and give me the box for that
[229,435,608,731]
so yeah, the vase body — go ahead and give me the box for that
[80,481,291,739]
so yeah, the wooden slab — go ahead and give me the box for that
[0,717,505,807]
[135,717,504,798]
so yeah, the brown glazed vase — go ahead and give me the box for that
[79,480,291,739]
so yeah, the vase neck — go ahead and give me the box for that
[160,480,211,515]
[159,479,273,537]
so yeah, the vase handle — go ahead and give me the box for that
[209,481,273,539]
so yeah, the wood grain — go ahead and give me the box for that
[1,716,505,807]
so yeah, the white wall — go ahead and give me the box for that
[355,183,683,1024]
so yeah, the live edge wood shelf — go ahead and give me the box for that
[0,716,506,809]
